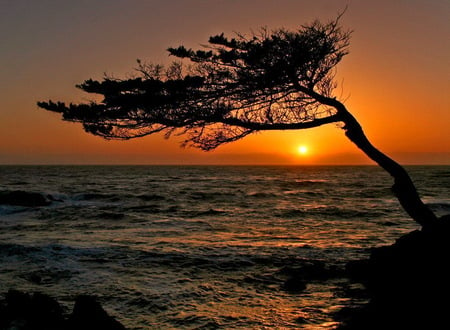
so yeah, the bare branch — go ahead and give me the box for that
[38,17,351,150]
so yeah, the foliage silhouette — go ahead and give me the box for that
[38,16,438,228]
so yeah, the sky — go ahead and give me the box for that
[1,0,449,165]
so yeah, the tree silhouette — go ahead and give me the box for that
[38,16,438,229]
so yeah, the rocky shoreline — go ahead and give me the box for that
[0,290,125,330]
[337,216,450,329]
[2,218,448,329]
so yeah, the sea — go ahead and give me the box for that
[0,165,449,329]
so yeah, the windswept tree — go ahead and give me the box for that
[38,16,439,229]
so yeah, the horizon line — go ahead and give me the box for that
[1,163,449,167]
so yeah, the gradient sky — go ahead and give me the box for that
[1,0,449,165]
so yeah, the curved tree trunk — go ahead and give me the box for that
[334,102,439,229]
[299,85,440,228]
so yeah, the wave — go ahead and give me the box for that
[273,179,330,190]
[294,179,329,186]
[136,193,165,201]
[95,211,126,220]
[126,205,163,213]
[20,268,75,285]
[0,241,351,272]
[276,206,388,219]
[427,202,450,215]
[187,191,236,201]
[6,181,30,186]
[0,243,129,262]
[246,192,278,198]
[355,188,393,198]
[191,208,227,217]
[73,193,119,201]
[430,171,450,178]
[170,314,221,328]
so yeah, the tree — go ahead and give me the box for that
[38,16,439,229]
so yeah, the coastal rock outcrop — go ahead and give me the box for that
[68,295,126,330]
[0,191,51,207]
[339,216,450,329]
[0,290,126,330]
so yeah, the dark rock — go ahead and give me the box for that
[0,190,51,207]
[0,290,65,329]
[67,295,126,330]
[4,290,32,319]
[30,292,66,328]
[338,217,450,329]
[345,259,370,282]
[279,260,342,281]
[0,291,126,330]
[278,260,345,294]
[282,277,307,293]
[294,316,309,324]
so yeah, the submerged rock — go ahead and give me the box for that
[0,290,126,330]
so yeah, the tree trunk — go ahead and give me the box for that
[287,84,437,228]
[334,102,439,229]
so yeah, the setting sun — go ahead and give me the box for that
[298,145,308,155]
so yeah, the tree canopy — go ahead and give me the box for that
[38,15,440,229]
[38,18,350,150]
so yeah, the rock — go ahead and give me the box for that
[278,260,345,294]
[0,291,126,330]
[338,218,450,329]
[345,259,370,283]
[282,277,307,293]
[279,260,343,281]
[31,292,66,328]
[67,295,126,330]
[294,316,309,324]
[0,190,51,207]
[0,290,65,329]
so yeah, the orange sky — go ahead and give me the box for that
[1,0,449,165]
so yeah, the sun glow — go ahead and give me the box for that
[297,145,308,155]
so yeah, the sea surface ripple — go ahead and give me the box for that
[1,165,449,328]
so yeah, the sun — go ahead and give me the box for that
[297,145,308,155]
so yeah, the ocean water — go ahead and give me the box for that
[0,165,449,329]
